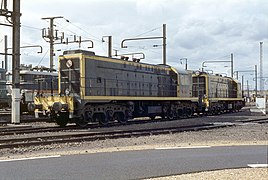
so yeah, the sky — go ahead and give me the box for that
[0,0,267,90]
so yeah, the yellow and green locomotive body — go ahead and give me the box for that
[34,50,198,126]
[33,50,243,127]
[192,72,244,113]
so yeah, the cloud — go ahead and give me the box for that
[1,0,267,88]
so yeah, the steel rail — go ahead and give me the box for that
[0,123,233,149]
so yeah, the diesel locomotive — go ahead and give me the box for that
[32,50,244,127]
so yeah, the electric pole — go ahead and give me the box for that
[231,53,234,78]
[121,24,167,65]
[41,16,63,72]
[163,24,166,65]
[42,17,94,70]
[4,35,8,70]
[255,65,258,98]
[102,36,112,57]
[108,36,112,58]
[12,0,21,124]
[259,42,263,95]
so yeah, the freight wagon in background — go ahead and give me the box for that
[32,50,244,127]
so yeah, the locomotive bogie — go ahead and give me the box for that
[74,100,198,126]
[75,102,131,126]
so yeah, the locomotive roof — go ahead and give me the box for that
[173,67,193,75]
[63,49,95,56]
[62,50,191,75]
[195,72,240,82]
[20,70,58,76]
[62,50,173,70]
[207,73,232,79]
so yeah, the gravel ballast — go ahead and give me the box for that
[0,119,267,179]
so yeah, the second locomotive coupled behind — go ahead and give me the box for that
[33,50,244,127]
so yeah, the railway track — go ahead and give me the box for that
[236,118,268,124]
[0,114,52,125]
[1,114,267,136]
[0,123,234,149]
[0,116,267,149]
[0,125,79,136]
[0,114,236,136]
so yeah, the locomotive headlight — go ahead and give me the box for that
[66,59,73,68]
[65,88,70,96]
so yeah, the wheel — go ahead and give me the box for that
[76,110,91,127]
[217,107,221,115]
[212,107,217,115]
[75,115,88,128]
[94,113,108,126]
[167,112,175,120]
[106,110,114,121]
[177,109,183,119]
[55,113,69,127]
[182,108,188,118]
[186,108,193,117]
[114,112,127,124]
